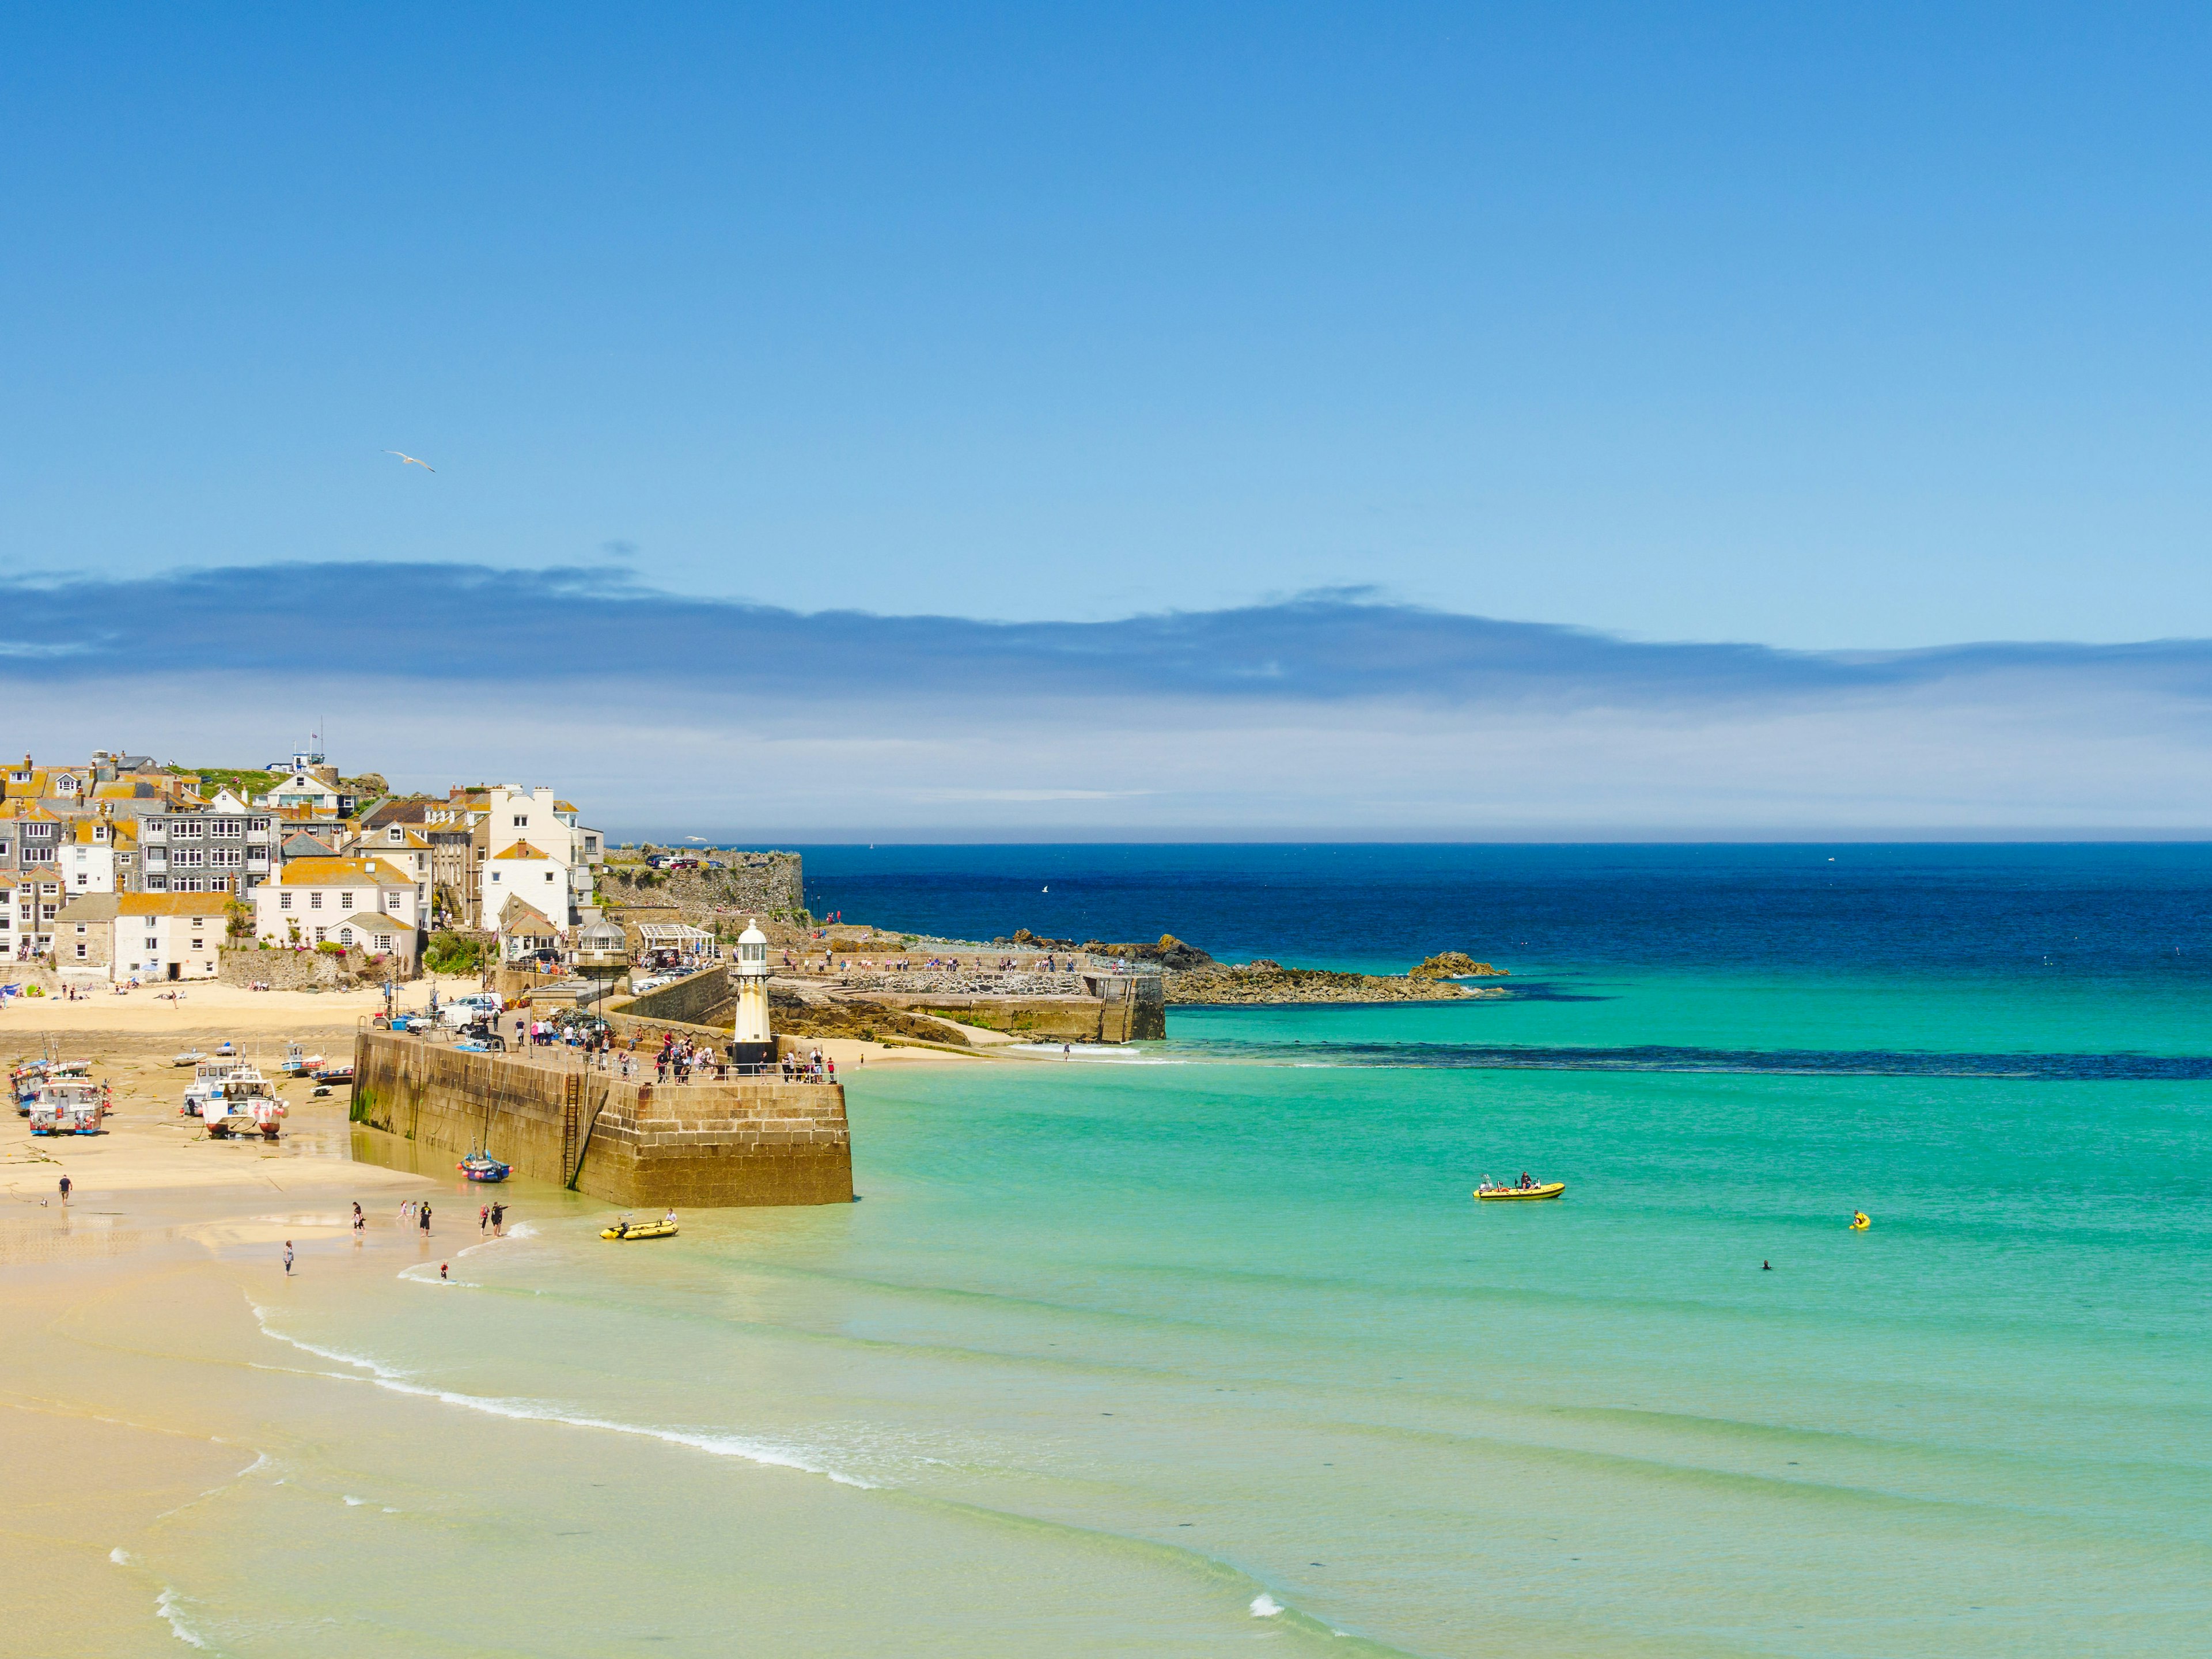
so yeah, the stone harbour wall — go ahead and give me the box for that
[349,1032,851,1208]
[609,965,734,1028]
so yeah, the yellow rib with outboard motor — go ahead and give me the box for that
[1475,1182,1565,1202]
[601,1217,679,1240]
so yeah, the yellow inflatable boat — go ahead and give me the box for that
[1475,1182,1565,1202]
[601,1218,679,1240]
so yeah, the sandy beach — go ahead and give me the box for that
[0,991,1002,1653]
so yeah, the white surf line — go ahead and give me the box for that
[153,1586,215,1650]
[248,1308,870,1487]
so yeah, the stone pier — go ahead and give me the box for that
[349,1032,851,1207]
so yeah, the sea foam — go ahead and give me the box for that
[154,1588,213,1649]
[251,1309,872,1487]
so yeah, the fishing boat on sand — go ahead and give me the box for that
[459,1150,511,1183]
[199,1067,288,1141]
[28,1077,109,1135]
[172,1047,208,1067]
[1475,1180,1566,1201]
[181,1060,249,1116]
[13,1059,93,1116]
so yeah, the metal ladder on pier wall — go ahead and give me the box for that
[562,1069,620,1191]
[560,1072,582,1187]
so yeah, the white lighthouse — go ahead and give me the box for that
[730,918,774,1070]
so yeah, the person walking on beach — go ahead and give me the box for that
[57,1175,71,1204]
[283,1241,294,1275]
[418,1203,432,1237]
[490,1202,505,1236]
[479,1203,489,1232]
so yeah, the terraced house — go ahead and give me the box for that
[0,801,66,963]
[53,891,230,983]
[141,790,279,895]
[251,856,421,970]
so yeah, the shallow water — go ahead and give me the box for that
[76,848,2212,1654]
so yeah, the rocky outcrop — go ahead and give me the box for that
[1164,962,1501,1005]
[1409,952,1510,979]
[767,986,971,1046]
[1082,934,1217,971]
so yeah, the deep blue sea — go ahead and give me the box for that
[797,842,2212,980]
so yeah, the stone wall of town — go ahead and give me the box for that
[349,1032,851,1207]
[599,851,805,928]
[219,946,416,990]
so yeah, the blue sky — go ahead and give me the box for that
[5,6,2210,831]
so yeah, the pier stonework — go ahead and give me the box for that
[348,1033,851,1207]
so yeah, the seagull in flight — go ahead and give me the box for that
[382,449,436,472]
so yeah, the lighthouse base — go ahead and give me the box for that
[726,1040,777,1074]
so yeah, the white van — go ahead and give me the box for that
[440,993,503,1028]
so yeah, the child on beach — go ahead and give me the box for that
[283,1241,294,1275]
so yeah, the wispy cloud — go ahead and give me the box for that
[6,562,2210,833]
[7,561,2212,710]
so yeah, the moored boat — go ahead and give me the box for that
[172,1048,208,1067]
[601,1215,678,1240]
[459,1151,511,1183]
[13,1059,92,1116]
[200,1067,288,1140]
[29,1078,109,1135]
[181,1059,249,1116]
[1475,1180,1566,1201]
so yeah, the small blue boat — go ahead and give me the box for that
[458,1150,511,1183]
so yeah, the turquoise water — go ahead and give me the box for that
[119,846,2212,1655]
[134,974,2207,1657]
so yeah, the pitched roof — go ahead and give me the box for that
[267,857,413,888]
[362,801,421,828]
[118,893,232,917]
[491,840,551,861]
[55,895,122,923]
[281,832,338,858]
[0,801,62,822]
[496,895,560,935]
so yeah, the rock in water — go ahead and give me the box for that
[1408,952,1509,979]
